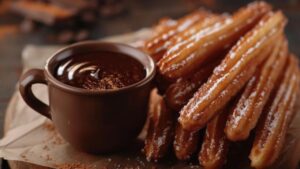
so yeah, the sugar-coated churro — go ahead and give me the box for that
[144,95,176,161]
[199,107,231,169]
[158,2,272,81]
[145,10,211,62]
[225,36,288,141]
[165,57,222,111]
[174,123,200,160]
[179,11,286,131]
[141,2,297,168]
[249,55,299,168]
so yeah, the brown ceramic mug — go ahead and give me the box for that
[19,41,156,154]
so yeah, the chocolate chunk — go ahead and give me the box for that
[10,0,75,25]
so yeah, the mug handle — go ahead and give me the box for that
[19,69,51,119]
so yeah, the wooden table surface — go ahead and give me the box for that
[0,0,300,168]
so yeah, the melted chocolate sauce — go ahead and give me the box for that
[55,51,146,90]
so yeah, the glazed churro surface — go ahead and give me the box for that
[143,2,300,169]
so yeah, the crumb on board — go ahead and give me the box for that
[20,153,28,161]
[42,121,66,145]
[46,154,52,161]
[43,145,50,151]
[43,121,55,132]
[51,132,64,145]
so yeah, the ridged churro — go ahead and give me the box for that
[199,107,230,169]
[165,57,222,111]
[153,17,177,35]
[144,94,175,161]
[166,14,226,50]
[142,2,298,168]
[145,10,210,62]
[173,124,200,160]
[158,2,272,81]
[225,37,288,141]
[249,55,299,168]
[179,11,286,132]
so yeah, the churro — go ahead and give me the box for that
[145,10,210,62]
[225,37,288,141]
[165,57,222,111]
[179,11,286,131]
[249,55,299,168]
[141,2,298,168]
[158,2,272,81]
[199,108,230,169]
[173,124,200,160]
[144,95,175,161]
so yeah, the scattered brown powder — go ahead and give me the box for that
[40,153,53,161]
[20,153,28,161]
[43,145,50,151]
[45,154,52,161]
[43,121,55,132]
[42,121,66,145]
[51,132,64,145]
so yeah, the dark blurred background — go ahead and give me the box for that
[0,0,299,138]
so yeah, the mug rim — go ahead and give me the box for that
[44,41,156,95]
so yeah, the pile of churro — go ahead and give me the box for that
[142,2,300,169]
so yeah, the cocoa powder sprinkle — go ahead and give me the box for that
[43,121,55,132]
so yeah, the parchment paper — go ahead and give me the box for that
[0,28,299,169]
